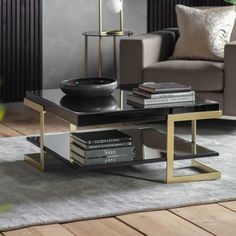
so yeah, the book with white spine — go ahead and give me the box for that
[127,100,195,109]
[71,152,134,166]
[127,93,195,105]
[71,142,135,159]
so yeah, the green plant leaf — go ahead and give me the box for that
[224,0,236,4]
[0,104,5,121]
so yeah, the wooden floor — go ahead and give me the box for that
[0,106,236,236]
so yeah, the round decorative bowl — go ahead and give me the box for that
[60,77,117,99]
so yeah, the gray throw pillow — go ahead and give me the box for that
[172,5,236,61]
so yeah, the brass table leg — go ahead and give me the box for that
[166,110,222,184]
[24,99,46,172]
[98,36,103,77]
[69,124,77,163]
[84,35,88,78]
[192,120,197,143]
[70,124,77,133]
[191,120,197,155]
[113,36,117,78]
[120,89,124,110]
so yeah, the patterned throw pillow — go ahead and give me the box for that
[171,5,236,61]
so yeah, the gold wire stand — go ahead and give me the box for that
[107,30,125,36]
[84,33,119,79]
[99,0,124,36]
[83,0,128,78]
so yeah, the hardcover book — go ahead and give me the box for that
[71,129,132,145]
[133,88,195,99]
[71,152,135,166]
[127,93,195,105]
[127,100,195,109]
[138,82,191,94]
[74,140,133,150]
[71,142,135,159]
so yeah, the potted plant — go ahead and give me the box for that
[0,83,7,213]
[0,104,4,121]
[224,0,236,3]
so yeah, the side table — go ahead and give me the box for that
[83,31,133,78]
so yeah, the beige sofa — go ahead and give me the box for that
[120,25,236,116]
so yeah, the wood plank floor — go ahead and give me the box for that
[1,106,236,236]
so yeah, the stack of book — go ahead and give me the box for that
[127,82,195,108]
[70,130,135,166]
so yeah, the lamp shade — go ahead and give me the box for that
[107,0,122,13]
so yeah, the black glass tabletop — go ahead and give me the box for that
[27,127,219,170]
[26,87,219,127]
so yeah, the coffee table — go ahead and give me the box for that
[24,86,222,183]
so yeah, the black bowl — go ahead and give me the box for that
[60,77,117,99]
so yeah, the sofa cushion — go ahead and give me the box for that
[143,60,224,92]
[172,5,235,61]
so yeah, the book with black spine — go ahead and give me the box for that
[138,82,191,94]
[133,88,195,99]
[71,152,135,166]
[73,140,133,150]
[127,93,195,105]
[71,142,135,158]
[71,130,132,145]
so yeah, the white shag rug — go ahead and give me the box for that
[0,120,235,231]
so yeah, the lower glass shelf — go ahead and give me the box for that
[26,127,219,170]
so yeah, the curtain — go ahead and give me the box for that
[0,0,42,102]
[147,0,229,32]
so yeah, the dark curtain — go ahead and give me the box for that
[0,0,42,102]
[148,0,229,32]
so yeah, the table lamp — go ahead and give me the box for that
[99,0,124,35]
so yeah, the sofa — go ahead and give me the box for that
[120,24,236,116]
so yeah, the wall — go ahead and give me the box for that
[43,0,147,89]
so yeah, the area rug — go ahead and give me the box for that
[0,120,235,231]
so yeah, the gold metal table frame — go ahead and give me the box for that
[166,110,222,183]
[24,98,222,184]
[24,98,77,172]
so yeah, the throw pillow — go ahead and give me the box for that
[171,5,236,61]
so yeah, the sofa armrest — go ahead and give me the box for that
[120,31,176,85]
[224,40,236,116]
